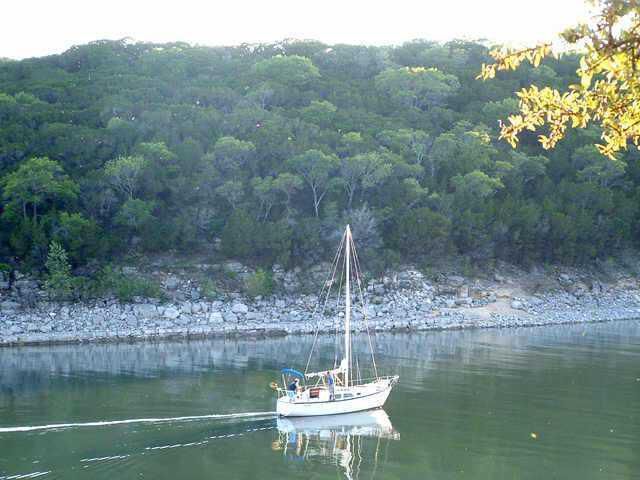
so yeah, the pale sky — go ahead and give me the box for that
[2,0,592,59]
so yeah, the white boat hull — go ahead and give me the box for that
[277,377,397,417]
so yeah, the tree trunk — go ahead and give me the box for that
[312,186,320,217]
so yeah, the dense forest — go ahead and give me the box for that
[1,38,639,278]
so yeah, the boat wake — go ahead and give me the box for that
[0,411,276,433]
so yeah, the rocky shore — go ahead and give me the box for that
[1,262,640,346]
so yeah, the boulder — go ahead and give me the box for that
[180,302,193,314]
[164,276,180,290]
[447,275,465,287]
[457,285,469,298]
[0,300,20,312]
[163,307,180,319]
[455,297,472,306]
[511,300,525,310]
[223,312,238,323]
[134,304,157,318]
[224,261,245,274]
[231,303,249,314]
[208,311,224,323]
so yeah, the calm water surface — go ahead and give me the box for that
[1,321,639,479]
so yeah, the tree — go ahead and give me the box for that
[52,212,100,264]
[301,100,337,128]
[375,67,460,110]
[477,0,640,158]
[452,170,504,201]
[288,149,339,217]
[212,136,256,177]
[572,145,626,187]
[220,209,256,259]
[273,173,303,218]
[114,198,156,232]
[393,208,451,256]
[254,55,320,89]
[45,240,73,300]
[340,152,392,209]
[251,176,279,220]
[104,155,147,200]
[1,157,78,222]
[426,123,497,185]
[215,180,245,210]
[376,129,432,165]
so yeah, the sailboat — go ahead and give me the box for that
[274,225,398,417]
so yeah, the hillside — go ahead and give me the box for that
[1,38,639,283]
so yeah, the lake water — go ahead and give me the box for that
[1,320,639,479]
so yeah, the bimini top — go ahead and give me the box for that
[281,368,305,379]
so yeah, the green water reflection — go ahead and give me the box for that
[0,320,639,479]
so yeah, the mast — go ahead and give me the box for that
[344,225,351,388]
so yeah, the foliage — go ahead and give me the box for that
[44,241,73,300]
[477,0,640,158]
[245,268,274,298]
[200,278,220,300]
[1,157,78,222]
[0,36,639,271]
[95,265,163,302]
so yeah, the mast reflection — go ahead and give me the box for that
[273,409,399,479]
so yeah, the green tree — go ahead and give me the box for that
[104,155,147,200]
[288,149,339,217]
[52,212,100,264]
[45,240,73,300]
[340,152,392,209]
[1,157,78,222]
[212,136,256,177]
[254,55,320,89]
[375,67,460,110]
[274,173,303,218]
[393,208,451,256]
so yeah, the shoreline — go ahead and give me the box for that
[1,305,639,348]
[3,264,640,348]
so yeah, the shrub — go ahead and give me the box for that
[245,268,274,298]
[200,279,220,300]
[45,241,74,300]
[96,265,163,302]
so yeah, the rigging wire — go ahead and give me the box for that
[303,229,346,375]
[349,231,379,379]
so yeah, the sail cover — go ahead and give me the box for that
[305,358,348,379]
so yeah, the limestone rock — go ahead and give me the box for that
[134,304,157,317]
[231,303,249,314]
[511,300,525,310]
[1,300,20,312]
[163,307,180,319]
[164,276,180,290]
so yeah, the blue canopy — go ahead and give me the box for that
[281,368,305,379]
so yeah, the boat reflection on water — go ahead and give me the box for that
[272,409,399,479]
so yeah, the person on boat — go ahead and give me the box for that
[326,371,335,401]
[287,378,299,398]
